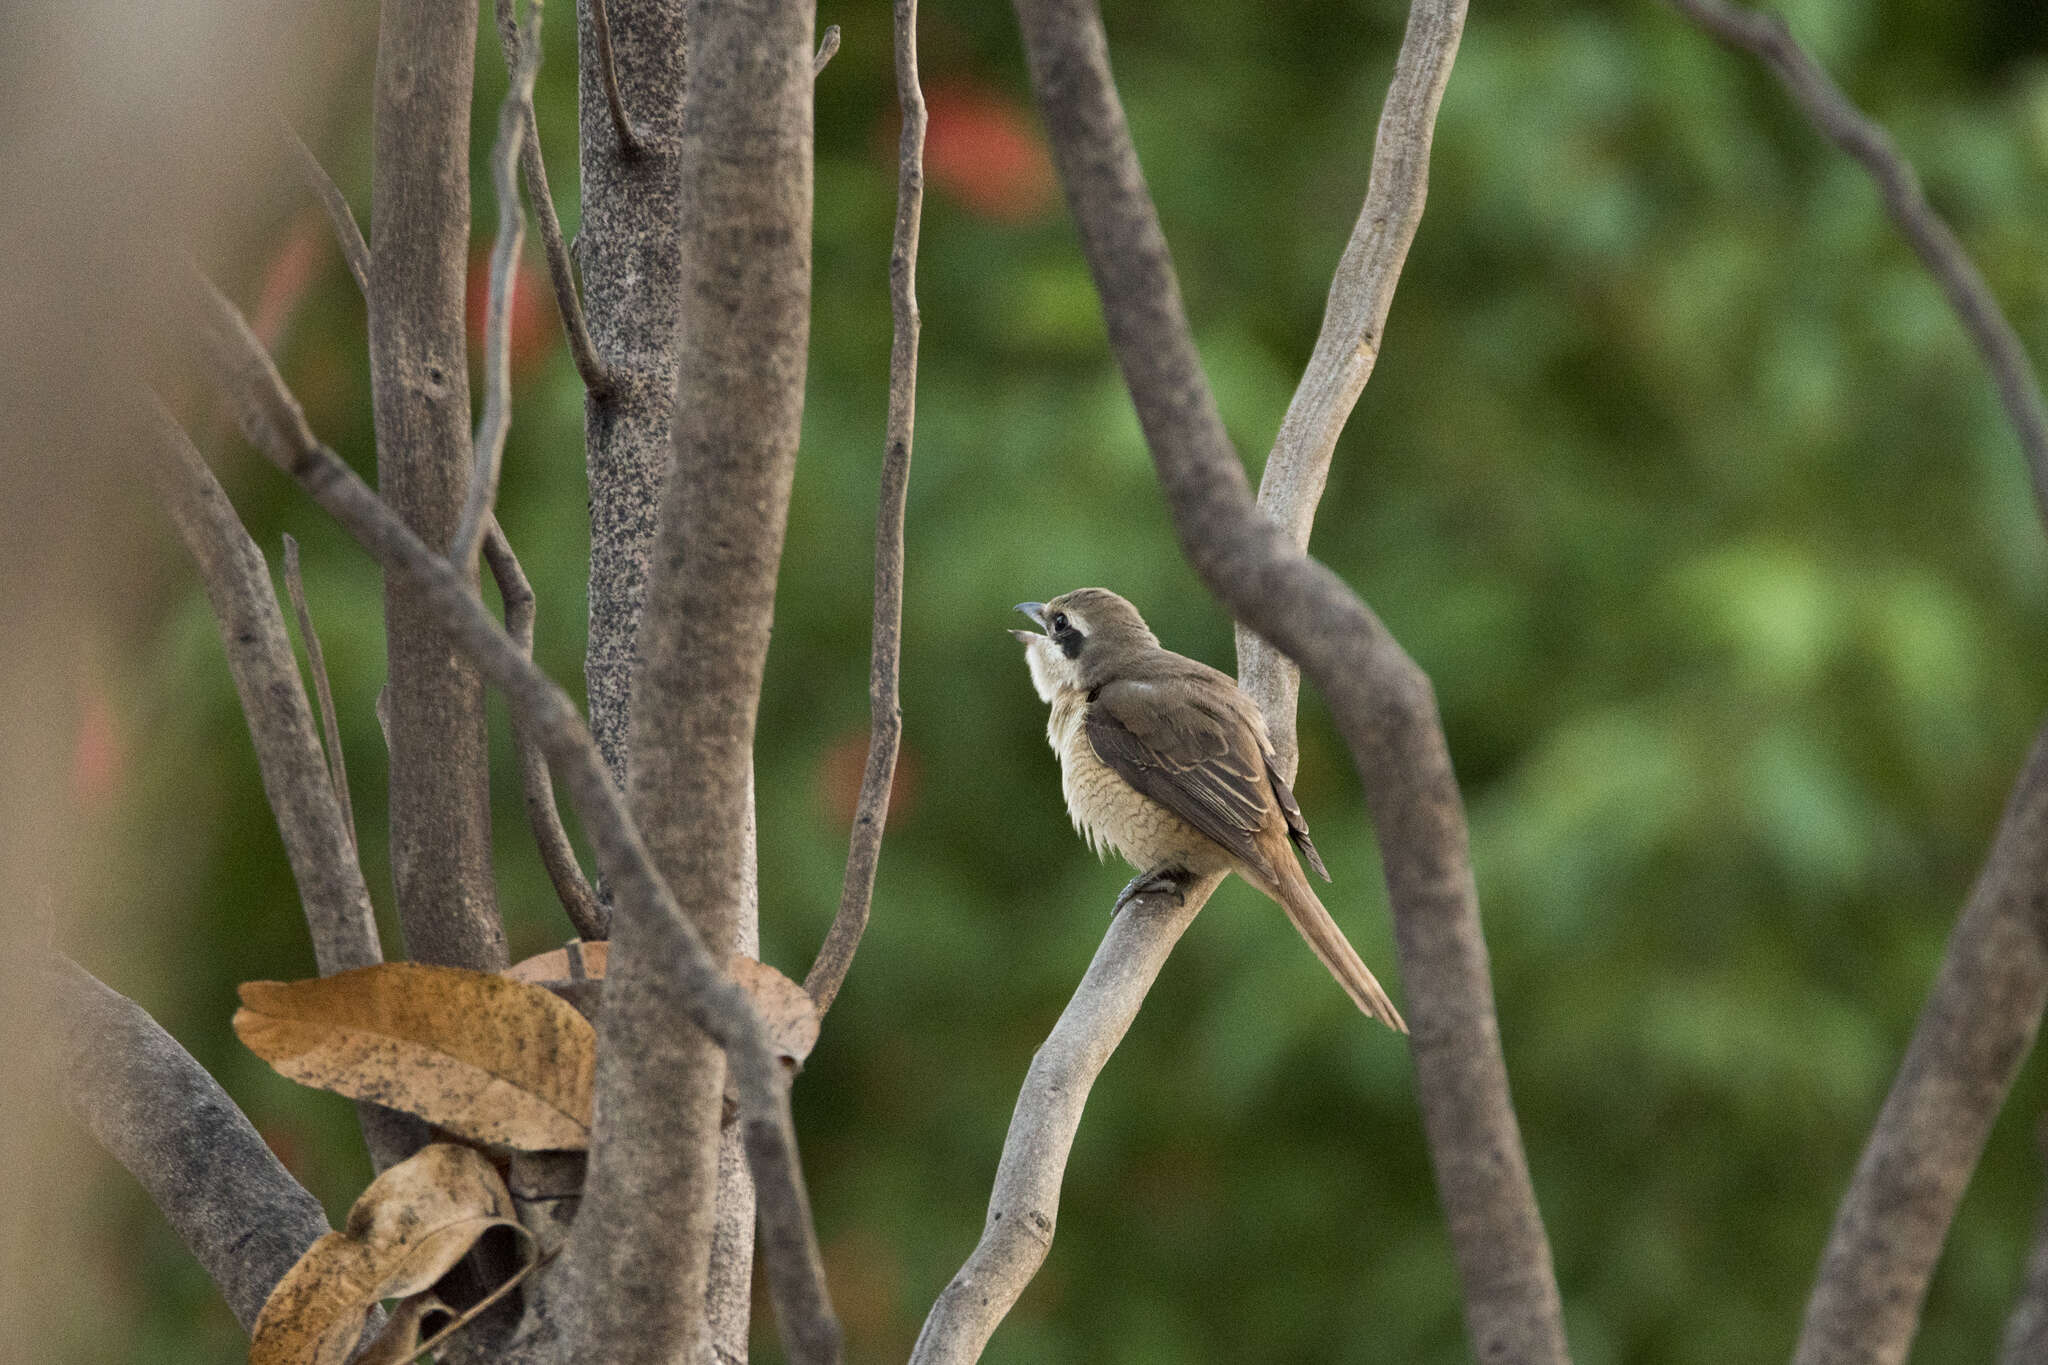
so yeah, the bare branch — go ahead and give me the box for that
[53,957,333,1332]
[146,420,379,976]
[283,534,357,850]
[2000,1116,2048,1365]
[186,276,842,1365]
[1665,0,2048,534]
[812,24,840,77]
[919,2,1486,1356]
[1234,0,1462,769]
[588,0,645,156]
[1004,2,1571,1363]
[285,128,370,300]
[909,880,1215,1365]
[483,520,606,940]
[1793,723,2048,1365]
[368,0,505,973]
[454,0,542,574]
[805,0,924,1019]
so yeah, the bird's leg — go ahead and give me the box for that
[1112,864,1192,918]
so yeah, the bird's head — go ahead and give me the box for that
[1011,588,1158,701]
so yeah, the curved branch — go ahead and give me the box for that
[454,0,542,574]
[1005,1,1569,1362]
[806,0,925,1020]
[1794,723,2048,1365]
[53,958,334,1333]
[587,0,645,156]
[1664,0,2048,534]
[185,277,841,1365]
[285,129,371,300]
[283,534,356,849]
[484,522,606,940]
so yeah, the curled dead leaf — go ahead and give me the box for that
[727,955,819,1069]
[235,963,594,1151]
[250,1145,526,1365]
[503,939,608,984]
[499,943,817,1069]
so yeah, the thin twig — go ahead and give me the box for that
[185,275,841,1365]
[455,0,543,573]
[996,1,1570,1364]
[144,421,380,977]
[1234,0,1462,766]
[812,25,841,77]
[804,0,923,1019]
[492,2,612,397]
[394,1233,545,1365]
[483,520,606,940]
[588,0,645,156]
[285,127,371,300]
[1666,0,2048,534]
[282,534,357,849]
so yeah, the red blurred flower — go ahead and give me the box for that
[918,79,1057,223]
[820,729,921,829]
[252,210,330,348]
[466,244,557,380]
[72,678,123,806]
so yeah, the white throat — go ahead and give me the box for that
[1022,634,1081,703]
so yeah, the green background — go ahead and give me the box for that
[84,0,2048,1359]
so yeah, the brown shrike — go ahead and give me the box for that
[1012,588,1406,1032]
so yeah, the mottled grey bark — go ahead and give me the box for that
[53,960,333,1333]
[577,0,688,788]
[572,0,816,1355]
[368,0,505,972]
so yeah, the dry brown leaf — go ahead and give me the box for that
[348,1293,450,1365]
[503,939,608,984]
[250,1145,522,1365]
[235,963,594,1150]
[727,955,819,1068]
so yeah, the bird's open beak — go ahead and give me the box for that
[1010,601,1047,643]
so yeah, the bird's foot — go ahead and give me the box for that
[1112,865,1191,918]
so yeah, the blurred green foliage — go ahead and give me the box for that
[82,0,2048,1360]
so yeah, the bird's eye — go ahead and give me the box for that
[1050,611,1069,633]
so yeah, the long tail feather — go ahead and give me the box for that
[1269,863,1406,1033]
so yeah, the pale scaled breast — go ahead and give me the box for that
[1051,701,1217,873]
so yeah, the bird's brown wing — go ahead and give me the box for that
[1265,755,1331,881]
[1084,678,1278,880]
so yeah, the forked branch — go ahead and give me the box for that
[483,522,606,940]
[913,1,1526,1360]
[184,278,841,1365]
[805,0,925,1019]
[1004,0,1569,1362]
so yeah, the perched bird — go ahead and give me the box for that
[1012,589,1406,1032]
